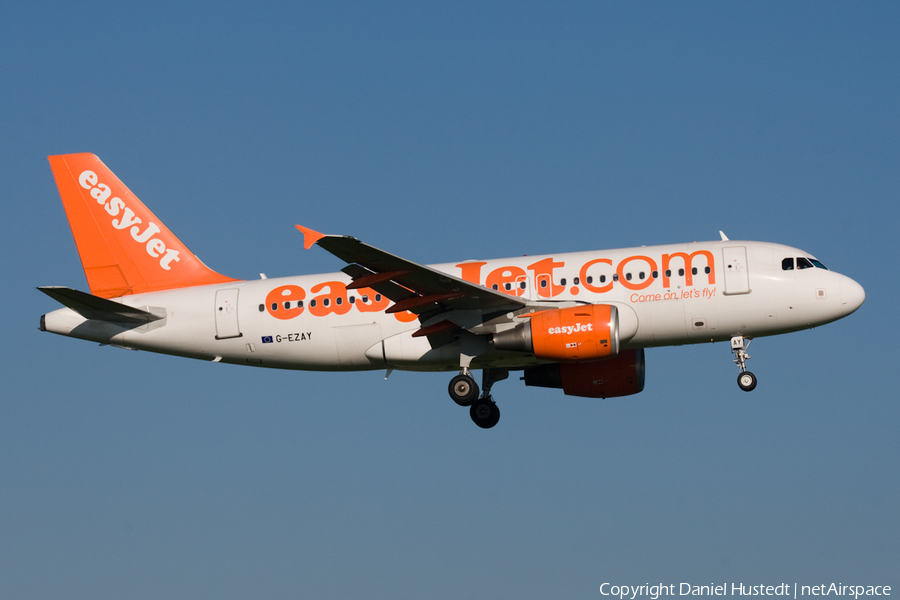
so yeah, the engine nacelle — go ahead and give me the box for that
[493,304,619,362]
[523,349,645,399]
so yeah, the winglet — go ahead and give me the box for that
[295,225,326,249]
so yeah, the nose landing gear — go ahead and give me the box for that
[731,336,757,391]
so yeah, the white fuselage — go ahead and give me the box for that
[42,240,865,372]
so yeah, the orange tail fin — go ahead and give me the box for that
[48,153,239,298]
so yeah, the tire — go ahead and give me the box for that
[470,399,500,429]
[737,371,757,392]
[449,374,479,406]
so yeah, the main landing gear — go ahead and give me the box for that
[448,368,507,429]
[731,336,757,392]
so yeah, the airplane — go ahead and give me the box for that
[39,153,866,429]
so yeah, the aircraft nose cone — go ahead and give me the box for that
[840,276,865,316]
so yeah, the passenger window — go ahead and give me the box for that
[599,275,606,283]
[639,272,645,280]
[362,295,369,303]
[652,271,658,278]
[587,276,593,284]
[613,274,619,282]
[349,297,356,304]
[258,304,265,312]
[336,297,343,305]
[270,303,278,311]
[625,273,632,281]
[678,268,685,276]
[540,280,548,288]
[504,283,512,291]
[782,258,794,270]
[560,278,567,286]
[665,269,671,278]
[310,300,317,308]
[691,267,697,275]
[375,294,382,302]
[520,281,526,289]
[705,266,711,274]
[797,257,814,270]
[573,277,580,285]
[323,298,330,307]
[283,301,291,309]
[492,284,499,290]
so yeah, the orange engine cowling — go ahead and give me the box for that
[523,349,645,399]
[492,304,619,362]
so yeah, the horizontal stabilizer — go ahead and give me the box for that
[38,286,165,324]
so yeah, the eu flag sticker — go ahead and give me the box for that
[261,336,274,344]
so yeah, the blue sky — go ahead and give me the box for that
[2,2,898,598]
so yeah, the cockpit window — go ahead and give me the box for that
[797,257,814,270]
[782,258,794,270]
[809,258,828,270]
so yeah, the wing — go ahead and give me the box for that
[296,226,526,328]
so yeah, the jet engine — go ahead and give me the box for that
[492,304,619,362]
[523,349,646,399]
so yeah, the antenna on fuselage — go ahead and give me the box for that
[719,231,729,241]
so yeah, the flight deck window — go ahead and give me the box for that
[797,257,814,270]
[652,271,658,278]
[810,259,829,270]
[782,258,794,270]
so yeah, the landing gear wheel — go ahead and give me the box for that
[449,374,479,406]
[737,371,757,392]
[470,397,500,429]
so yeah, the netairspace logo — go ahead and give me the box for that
[599,584,892,600]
